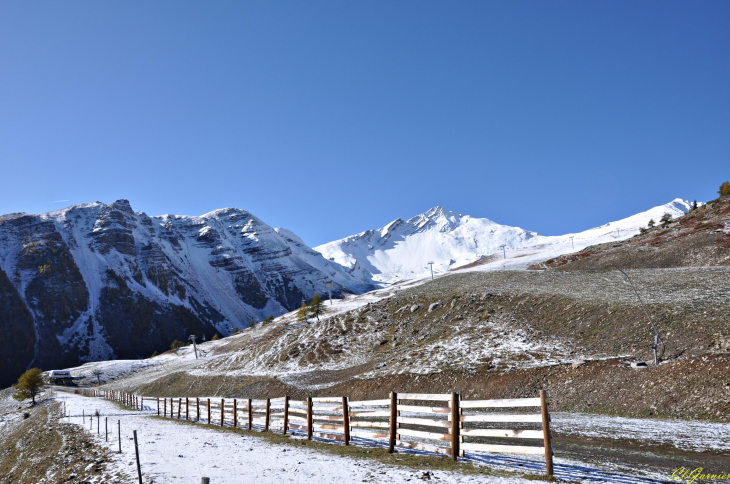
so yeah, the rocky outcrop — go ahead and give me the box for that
[0,200,366,386]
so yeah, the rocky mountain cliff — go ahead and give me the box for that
[0,200,369,388]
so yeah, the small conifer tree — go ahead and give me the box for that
[308,292,324,322]
[212,333,220,341]
[718,181,730,197]
[660,213,672,227]
[249,317,255,328]
[297,302,308,323]
[150,350,159,358]
[13,368,45,405]
[170,339,185,350]
[647,219,655,228]
[690,200,698,211]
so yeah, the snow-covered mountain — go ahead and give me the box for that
[315,199,693,283]
[0,200,369,387]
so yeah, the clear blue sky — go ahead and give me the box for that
[1,2,728,246]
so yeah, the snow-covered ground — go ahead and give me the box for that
[58,392,537,483]
[56,391,685,484]
[316,199,693,282]
[552,412,730,453]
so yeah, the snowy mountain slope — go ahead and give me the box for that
[315,200,693,283]
[0,200,368,388]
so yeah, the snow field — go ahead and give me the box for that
[58,392,545,484]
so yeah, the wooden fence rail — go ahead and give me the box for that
[97,389,554,477]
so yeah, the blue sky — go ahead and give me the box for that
[1,2,728,246]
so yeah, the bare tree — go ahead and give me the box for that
[92,368,103,386]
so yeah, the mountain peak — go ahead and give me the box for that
[424,206,458,219]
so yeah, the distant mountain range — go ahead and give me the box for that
[0,197,692,388]
[316,199,693,283]
[0,200,370,388]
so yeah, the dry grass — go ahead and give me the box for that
[0,400,128,483]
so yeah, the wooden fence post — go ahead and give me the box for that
[451,392,460,461]
[234,399,238,428]
[342,396,350,446]
[540,390,554,477]
[282,396,289,435]
[248,398,252,430]
[389,392,397,453]
[221,399,225,427]
[265,398,271,431]
[163,398,167,417]
[306,396,313,440]
[177,398,181,419]
[197,398,200,421]
[157,398,159,416]
[207,398,211,424]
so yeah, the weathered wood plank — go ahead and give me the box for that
[312,432,346,441]
[397,393,452,402]
[460,443,546,455]
[458,414,543,423]
[350,421,390,429]
[396,428,449,441]
[350,411,391,417]
[397,416,450,428]
[395,440,451,456]
[311,415,344,422]
[348,399,391,407]
[311,397,341,403]
[350,430,389,440]
[397,405,450,414]
[460,429,544,439]
[312,423,345,431]
[460,398,541,409]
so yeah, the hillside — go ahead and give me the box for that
[0,200,370,388]
[315,200,692,282]
[533,195,730,271]
[86,267,730,423]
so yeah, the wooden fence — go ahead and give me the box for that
[100,389,554,476]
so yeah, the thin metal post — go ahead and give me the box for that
[133,430,142,484]
[118,420,121,453]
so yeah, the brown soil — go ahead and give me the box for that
[532,195,730,271]
[120,354,730,423]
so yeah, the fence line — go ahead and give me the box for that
[92,388,554,477]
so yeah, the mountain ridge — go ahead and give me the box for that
[315,199,693,282]
[0,200,370,388]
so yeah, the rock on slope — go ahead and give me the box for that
[0,200,368,388]
[316,200,692,283]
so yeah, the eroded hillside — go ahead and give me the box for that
[97,268,730,422]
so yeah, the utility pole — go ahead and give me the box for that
[427,261,434,280]
[188,335,198,359]
[569,236,574,249]
[499,245,506,259]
